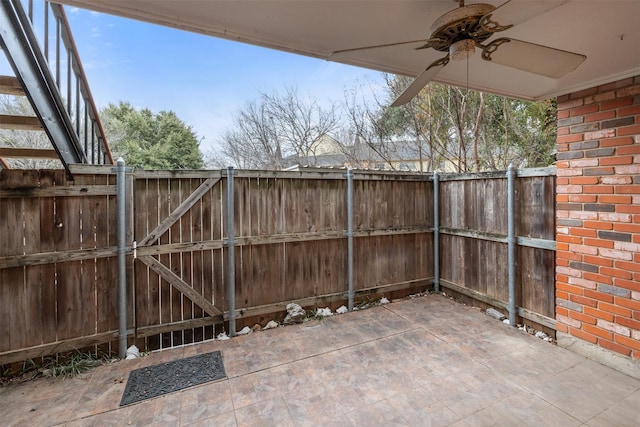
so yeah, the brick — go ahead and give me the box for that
[601,176,633,185]
[583,324,614,340]
[597,230,632,242]
[557,282,586,295]
[582,255,613,267]
[598,212,632,222]
[618,104,640,117]
[556,322,569,333]
[569,310,597,325]
[602,117,635,129]
[557,203,582,211]
[617,124,640,136]
[614,164,640,174]
[558,109,570,119]
[584,289,615,303]
[601,97,634,111]
[571,159,599,168]
[585,148,615,158]
[583,220,613,230]
[598,284,631,298]
[596,319,631,337]
[617,84,640,97]
[585,129,617,140]
[557,313,581,328]
[557,250,583,261]
[615,335,640,351]
[583,272,614,284]
[584,306,615,322]
[569,228,597,238]
[613,226,640,238]
[569,327,598,344]
[568,245,599,257]
[557,298,583,312]
[570,140,599,150]
[616,144,640,155]
[615,260,640,273]
[570,294,599,308]
[568,277,598,289]
[613,278,639,292]
[556,185,583,194]
[583,167,614,176]
[601,137,634,147]
[613,241,640,252]
[557,194,569,202]
[584,203,615,212]
[556,151,584,160]
[582,238,614,249]
[568,261,600,274]
[569,194,597,203]
[599,338,632,356]
[599,195,632,204]
[557,266,583,278]
[558,115,585,127]
[598,301,632,318]
[601,267,633,279]
[569,177,598,186]
[556,168,582,177]
[557,234,582,244]
[556,306,569,317]
[570,122,600,134]
[599,248,633,261]
[558,98,584,110]
[585,110,615,123]
[558,134,584,144]
[571,103,599,116]
[600,156,634,166]
[617,205,640,214]
[616,316,640,332]
[571,212,600,222]
[584,185,613,194]
[615,185,640,194]
[558,219,583,227]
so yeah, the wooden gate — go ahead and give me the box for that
[131,172,226,349]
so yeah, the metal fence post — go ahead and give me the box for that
[226,167,236,337]
[116,157,127,358]
[346,168,354,311]
[507,164,516,326]
[433,171,440,294]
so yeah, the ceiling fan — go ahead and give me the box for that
[331,0,586,106]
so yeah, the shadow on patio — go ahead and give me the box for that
[3,294,639,426]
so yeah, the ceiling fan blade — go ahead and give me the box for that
[329,38,438,59]
[480,0,569,32]
[481,38,586,78]
[391,56,449,107]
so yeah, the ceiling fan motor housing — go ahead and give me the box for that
[429,3,496,52]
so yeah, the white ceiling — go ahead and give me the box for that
[56,0,640,101]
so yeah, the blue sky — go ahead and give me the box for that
[64,7,387,153]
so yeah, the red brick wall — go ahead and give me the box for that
[555,76,640,360]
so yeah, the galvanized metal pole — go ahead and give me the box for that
[226,167,236,337]
[433,171,440,294]
[116,158,127,358]
[346,169,354,311]
[507,164,516,326]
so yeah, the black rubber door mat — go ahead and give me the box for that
[120,351,226,406]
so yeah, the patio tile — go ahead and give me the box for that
[2,294,640,426]
[524,358,640,422]
[461,391,582,427]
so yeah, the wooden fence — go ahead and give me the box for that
[0,166,554,364]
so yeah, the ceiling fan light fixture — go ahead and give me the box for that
[450,39,476,61]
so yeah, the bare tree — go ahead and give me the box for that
[214,88,339,169]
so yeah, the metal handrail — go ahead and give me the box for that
[4,0,112,169]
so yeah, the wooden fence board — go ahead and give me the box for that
[0,168,556,364]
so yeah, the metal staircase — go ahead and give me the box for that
[0,0,112,175]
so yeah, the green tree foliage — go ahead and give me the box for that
[358,75,557,172]
[101,102,204,169]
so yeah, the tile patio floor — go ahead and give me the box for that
[2,294,639,426]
